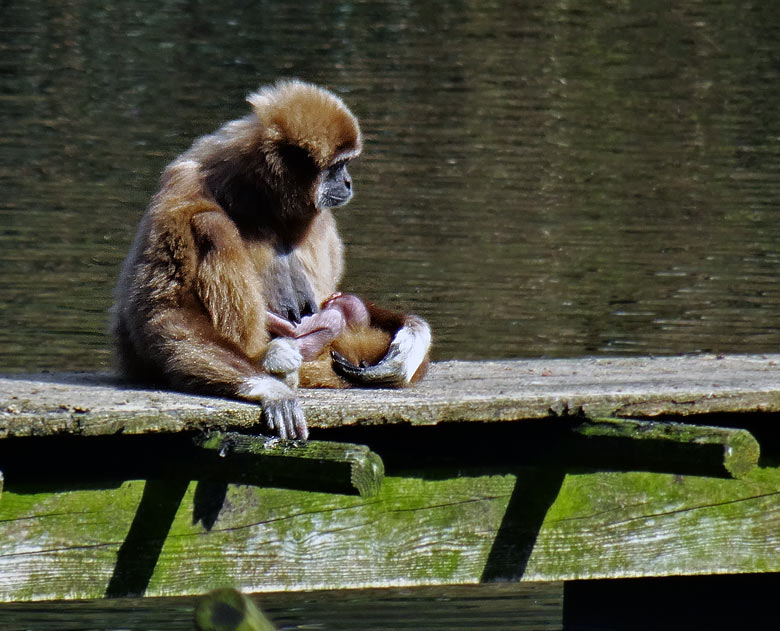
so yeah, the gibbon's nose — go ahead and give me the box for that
[344,173,352,190]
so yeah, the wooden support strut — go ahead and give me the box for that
[193,431,385,498]
[568,417,760,479]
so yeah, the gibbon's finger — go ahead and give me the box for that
[261,397,307,440]
[282,399,307,441]
[293,403,308,441]
[264,401,287,440]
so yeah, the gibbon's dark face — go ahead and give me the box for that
[317,161,353,209]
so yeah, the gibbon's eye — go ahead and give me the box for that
[278,144,317,177]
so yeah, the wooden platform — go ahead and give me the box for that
[2,355,780,602]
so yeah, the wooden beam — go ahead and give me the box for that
[570,417,760,479]
[193,431,384,497]
[1,356,779,602]
[195,588,277,631]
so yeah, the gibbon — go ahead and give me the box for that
[111,80,431,440]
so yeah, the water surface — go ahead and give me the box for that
[2,1,779,372]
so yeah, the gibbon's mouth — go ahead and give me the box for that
[323,192,353,209]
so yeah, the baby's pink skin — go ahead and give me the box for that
[266,293,371,361]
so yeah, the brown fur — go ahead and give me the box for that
[112,80,428,409]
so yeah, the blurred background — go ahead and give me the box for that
[2,0,780,372]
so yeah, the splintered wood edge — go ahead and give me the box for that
[2,354,780,438]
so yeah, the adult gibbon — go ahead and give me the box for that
[111,80,431,440]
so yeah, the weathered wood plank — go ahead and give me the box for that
[2,466,780,601]
[524,467,780,581]
[2,356,780,602]
[3,354,780,438]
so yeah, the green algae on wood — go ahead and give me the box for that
[525,467,780,580]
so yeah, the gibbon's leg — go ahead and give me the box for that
[271,294,429,389]
[140,306,306,440]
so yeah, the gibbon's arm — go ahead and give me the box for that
[332,303,432,387]
[190,210,268,356]
[188,209,307,439]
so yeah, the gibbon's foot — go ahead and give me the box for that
[239,374,308,440]
[331,350,406,386]
[331,315,431,387]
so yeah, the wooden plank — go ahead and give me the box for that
[3,354,780,438]
[523,467,780,581]
[0,582,564,629]
[2,466,780,601]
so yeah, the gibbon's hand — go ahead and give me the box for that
[262,337,303,388]
[331,315,431,387]
[263,396,307,440]
[239,374,308,440]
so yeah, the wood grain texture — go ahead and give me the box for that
[2,466,780,601]
[523,468,780,580]
[3,354,780,438]
[2,356,780,602]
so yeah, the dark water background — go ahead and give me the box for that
[1,0,780,628]
[2,0,780,372]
